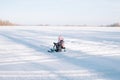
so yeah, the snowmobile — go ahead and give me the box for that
[48,40,66,53]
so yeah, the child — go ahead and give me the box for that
[53,35,65,52]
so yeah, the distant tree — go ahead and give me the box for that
[108,23,120,27]
[0,19,16,26]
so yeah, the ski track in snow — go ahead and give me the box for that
[0,26,120,80]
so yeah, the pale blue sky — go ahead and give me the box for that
[0,0,120,25]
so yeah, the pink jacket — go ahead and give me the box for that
[58,35,64,47]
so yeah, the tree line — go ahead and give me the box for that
[0,20,15,26]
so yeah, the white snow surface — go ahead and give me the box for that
[0,26,120,80]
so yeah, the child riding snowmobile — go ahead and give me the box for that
[48,35,66,52]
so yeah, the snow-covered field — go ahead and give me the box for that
[0,26,120,80]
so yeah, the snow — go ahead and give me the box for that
[0,26,120,80]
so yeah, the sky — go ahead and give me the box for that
[0,0,120,25]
